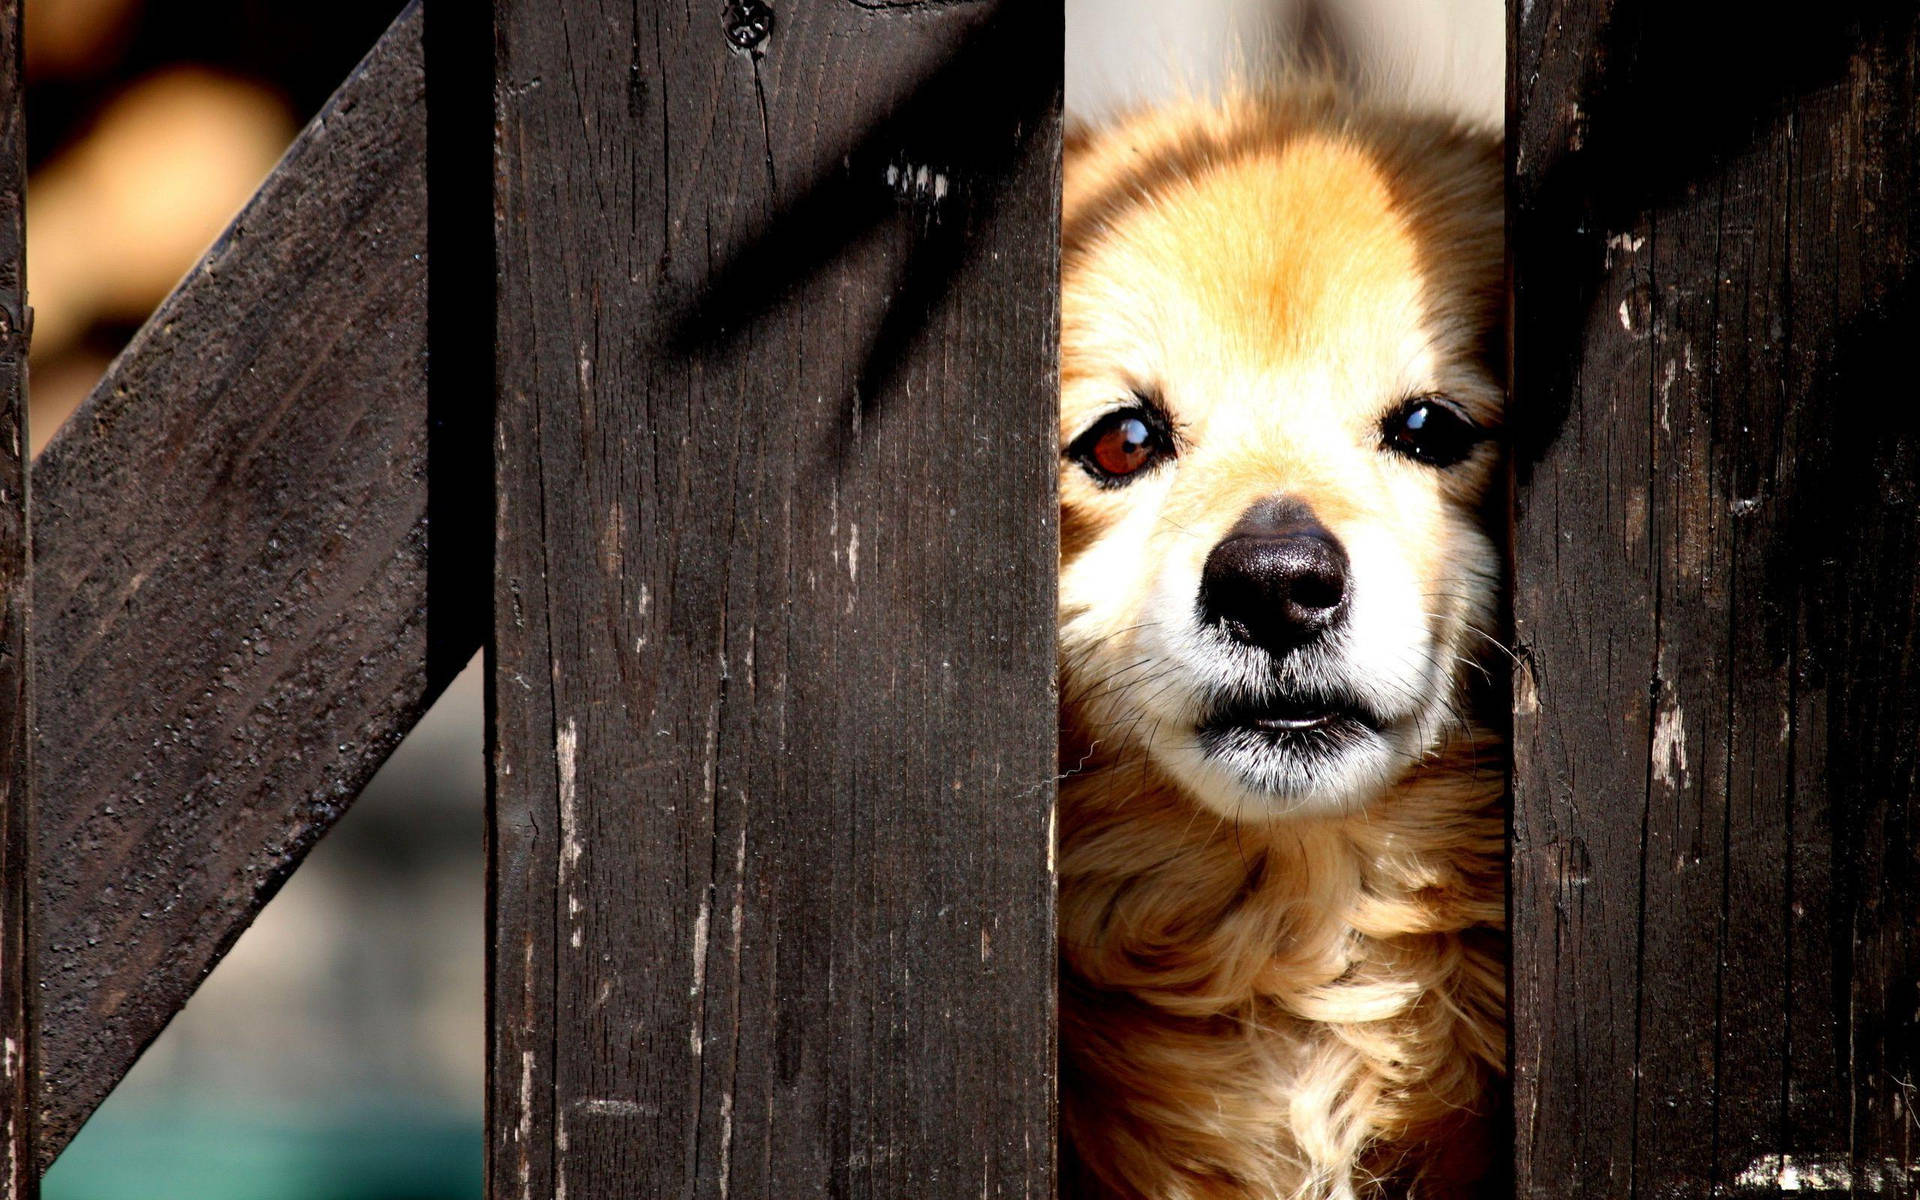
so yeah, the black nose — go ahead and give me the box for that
[1199,498,1350,653]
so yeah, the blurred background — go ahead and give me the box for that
[1062,0,1500,130]
[24,2,487,1198]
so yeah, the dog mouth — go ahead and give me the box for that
[1202,690,1379,732]
[1196,692,1382,750]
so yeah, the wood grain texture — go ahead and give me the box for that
[0,1,29,1194]
[30,2,486,1162]
[1510,4,1920,1195]
[490,2,1059,1196]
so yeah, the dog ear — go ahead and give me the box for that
[1440,127,1507,390]
[1478,134,1509,390]
[1292,0,1360,87]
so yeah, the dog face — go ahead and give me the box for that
[1060,95,1504,820]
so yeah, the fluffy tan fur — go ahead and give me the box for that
[1058,89,1506,1199]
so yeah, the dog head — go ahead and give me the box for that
[1059,91,1504,820]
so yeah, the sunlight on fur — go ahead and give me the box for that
[1057,88,1507,1199]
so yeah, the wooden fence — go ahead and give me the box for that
[1510,6,1920,1195]
[489,1,1057,1194]
[0,1,1912,1197]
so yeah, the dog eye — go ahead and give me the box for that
[1069,408,1173,485]
[1381,397,1483,468]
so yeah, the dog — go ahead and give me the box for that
[1055,85,1507,1199]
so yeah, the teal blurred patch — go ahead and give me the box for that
[44,1105,482,1200]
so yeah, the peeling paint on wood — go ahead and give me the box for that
[1510,4,1920,1194]
[490,0,1059,1194]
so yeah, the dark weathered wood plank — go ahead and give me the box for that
[1511,5,1920,1195]
[30,1,486,1162]
[490,2,1059,1196]
[0,1,30,1193]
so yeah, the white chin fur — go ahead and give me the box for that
[1146,702,1444,821]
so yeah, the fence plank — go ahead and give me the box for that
[29,3,487,1160]
[0,1,29,1192]
[490,2,1059,1196]
[1510,6,1920,1195]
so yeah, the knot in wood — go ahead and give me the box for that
[724,0,773,50]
